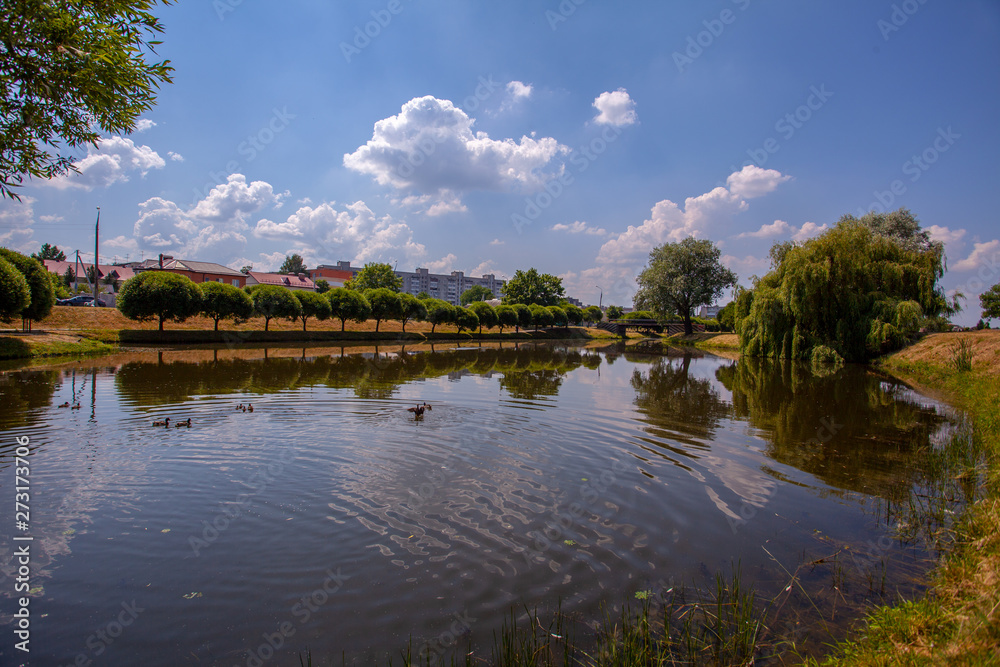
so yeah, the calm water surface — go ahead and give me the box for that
[0,342,966,665]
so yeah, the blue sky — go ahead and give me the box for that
[2,0,998,322]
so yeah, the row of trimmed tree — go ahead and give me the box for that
[113,270,605,333]
[0,248,57,330]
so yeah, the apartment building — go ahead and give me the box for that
[311,262,506,306]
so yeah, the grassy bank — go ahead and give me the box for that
[816,330,1000,665]
[0,306,617,360]
[0,331,116,360]
[666,332,741,350]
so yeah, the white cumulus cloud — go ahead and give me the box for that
[134,119,156,132]
[726,165,792,199]
[344,96,569,209]
[46,136,165,190]
[551,221,607,236]
[592,88,637,127]
[954,239,1000,271]
[253,200,427,268]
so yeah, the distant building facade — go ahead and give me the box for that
[126,258,247,288]
[318,261,506,306]
[698,305,722,319]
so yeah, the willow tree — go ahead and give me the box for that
[634,238,737,335]
[735,218,953,363]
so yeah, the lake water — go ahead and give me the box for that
[0,342,970,665]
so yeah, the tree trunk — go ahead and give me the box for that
[265,318,270,332]
[302,318,307,331]
[214,319,220,331]
[341,319,346,332]
[375,319,380,332]
[683,314,693,336]
[159,316,164,331]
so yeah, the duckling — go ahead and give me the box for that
[174,418,192,428]
[407,404,426,417]
[70,403,81,410]
[236,403,245,411]
[247,404,254,413]
[58,402,70,408]
[152,417,170,427]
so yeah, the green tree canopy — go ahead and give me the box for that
[424,298,456,334]
[250,285,301,331]
[0,0,174,199]
[529,303,553,330]
[314,279,330,294]
[279,254,307,274]
[0,256,30,320]
[363,288,402,331]
[501,268,565,306]
[397,292,427,331]
[494,304,518,333]
[415,290,431,300]
[563,304,583,326]
[634,237,738,336]
[513,303,533,332]
[31,243,65,262]
[454,307,479,333]
[327,287,371,331]
[605,305,624,320]
[461,284,494,305]
[118,271,202,331]
[0,248,55,327]
[735,218,952,363]
[294,290,332,331]
[547,305,567,327]
[981,283,1000,322]
[468,301,497,334]
[582,305,603,325]
[839,207,939,253]
[348,262,402,292]
[199,281,253,331]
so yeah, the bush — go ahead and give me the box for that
[327,288,371,331]
[0,248,55,327]
[424,299,456,333]
[468,301,497,333]
[454,307,479,333]
[529,303,553,330]
[514,303,533,332]
[547,305,567,327]
[363,288,402,332]
[0,256,30,321]
[563,304,583,325]
[397,292,427,331]
[249,285,301,331]
[495,304,518,333]
[622,310,658,321]
[118,271,203,330]
[583,305,603,325]
[294,290,332,331]
[200,281,254,331]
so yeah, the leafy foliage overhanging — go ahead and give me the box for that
[734,217,952,362]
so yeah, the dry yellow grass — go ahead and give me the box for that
[888,329,1000,375]
[12,304,557,336]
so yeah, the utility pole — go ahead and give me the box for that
[93,207,100,306]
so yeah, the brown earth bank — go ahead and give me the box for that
[886,329,1000,375]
